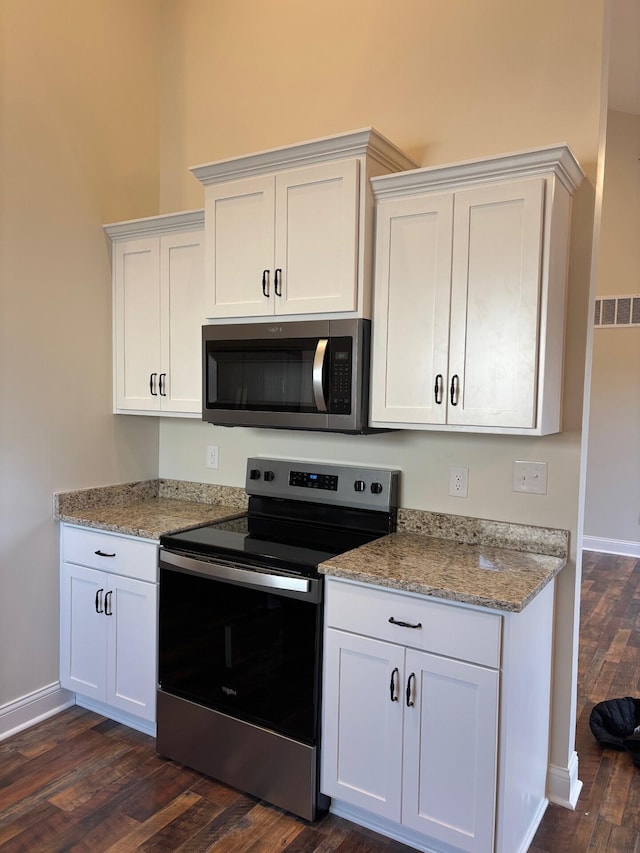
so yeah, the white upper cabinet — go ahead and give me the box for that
[191,128,417,321]
[106,210,204,417]
[370,146,584,435]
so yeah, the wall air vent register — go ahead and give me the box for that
[594,294,640,328]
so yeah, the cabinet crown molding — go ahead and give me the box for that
[371,144,585,199]
[103,209,204,241]
[190,128,418,186]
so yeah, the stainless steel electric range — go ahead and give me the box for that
[156,457,399,821]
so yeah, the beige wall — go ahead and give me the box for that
[0,0,161,707]
[156,0,607,786]
[584,110,640,549]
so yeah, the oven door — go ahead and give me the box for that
[158,550,323,745]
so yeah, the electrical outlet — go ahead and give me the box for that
[512,460,547,495]
[206,445,219,469]
[449,466,469,498]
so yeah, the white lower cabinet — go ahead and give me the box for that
[322,577,555,853]
[60,525,158,729]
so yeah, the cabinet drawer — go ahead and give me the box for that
[61,525,158,583]
[325,578,501,668]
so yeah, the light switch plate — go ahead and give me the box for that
[513,460,547,495]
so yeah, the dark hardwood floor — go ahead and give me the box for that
[531,551,640,853]
[0,551,638,852]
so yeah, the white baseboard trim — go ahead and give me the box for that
[329,800,442,853]
[547,753,583,809]
[582,536,640,558]
[516,798,549,853]
[75,697,156,738]
[0,682,75,741]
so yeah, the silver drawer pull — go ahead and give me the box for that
[389,617,422,629]
[95,550,116,558]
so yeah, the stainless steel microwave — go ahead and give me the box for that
[202,318,375,433]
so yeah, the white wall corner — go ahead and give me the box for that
[547,753,583,809]
[0,683,75,742]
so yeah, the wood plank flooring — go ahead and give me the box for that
[0,550,638,852]
[531,551,640,853]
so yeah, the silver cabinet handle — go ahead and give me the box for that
[312,339,329,413]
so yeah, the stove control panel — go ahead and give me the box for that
[246,457,399,511]
[289,471,339,491]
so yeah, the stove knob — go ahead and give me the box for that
[354,480,366,492]
[249,469,261,480]
[264,470,275,482]
[370,482,383,495]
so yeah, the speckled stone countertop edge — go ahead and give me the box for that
[320,557,564,613]
[319,531,567,613]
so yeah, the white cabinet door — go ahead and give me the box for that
[60,556,157,724]
[370,193,453,424]
[274,159,359,316]
[106,574,157,722]
[371,177,546,432]
[114,238,161,412]
[204,175,275,317]
[322,629,404,820]
[448,179,544,428]
[60,563,107,702]
[113,228,204,416]
[160,232,204,414]
[402,648,499,853]
[204,160,359,319]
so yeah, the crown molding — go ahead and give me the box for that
[103,209,204,241]
[190,128,418,186]
[371,145,585,200]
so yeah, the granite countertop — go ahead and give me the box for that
[54,479,247,540]
[319,532,566,613]
[54,479,567,611]
[56,498,244,540]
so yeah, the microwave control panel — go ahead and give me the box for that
[328,338,352,414]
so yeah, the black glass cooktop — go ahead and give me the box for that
[160,500,393,578]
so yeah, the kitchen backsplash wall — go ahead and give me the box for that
[158,418,581,536]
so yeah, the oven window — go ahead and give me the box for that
[206,339,317,412]
[158,568,322,745]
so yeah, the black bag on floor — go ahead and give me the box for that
[589,697,640,765]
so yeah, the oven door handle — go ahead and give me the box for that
[160,549,312,594]
[312,338,329,413]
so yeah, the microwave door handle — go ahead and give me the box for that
[312,338,329,413]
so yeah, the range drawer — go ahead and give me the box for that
[61,525,158,583]
[325,577,501,668]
